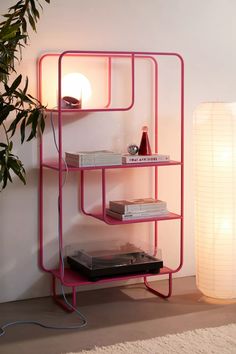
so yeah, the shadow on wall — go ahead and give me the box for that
[0,165,51,302]
[0,163,151,302]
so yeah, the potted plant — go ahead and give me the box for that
[0,0,50,190]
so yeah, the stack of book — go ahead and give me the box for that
[106,198,169,221]
[65,150,122,167]
[122,154,170,164]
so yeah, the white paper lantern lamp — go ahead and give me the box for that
[194,102,236,299]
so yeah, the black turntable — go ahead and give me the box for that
[67,248,163,281]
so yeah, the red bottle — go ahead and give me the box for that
[138,126,152,155]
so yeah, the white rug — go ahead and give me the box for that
[67,323,236,354]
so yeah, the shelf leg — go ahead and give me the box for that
[143,273,172,299]
[52,275,77,312]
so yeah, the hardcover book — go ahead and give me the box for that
[109,198,167,214]
[122,154,170,164]
[65,150,122,167]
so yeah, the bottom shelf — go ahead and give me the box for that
[51,266,173,287]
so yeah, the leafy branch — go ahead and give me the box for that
[0,0,50,190]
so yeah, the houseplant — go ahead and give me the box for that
[0,0,50,190]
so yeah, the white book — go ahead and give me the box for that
[106,208,169,221]
[65,150,122,167]
[109,198,167,214]
[122,154,170,164]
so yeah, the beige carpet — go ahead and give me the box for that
[68,323,236,354]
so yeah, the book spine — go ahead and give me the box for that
[65,154,81,167]
[65,154,96,167]
[122,155,170,164]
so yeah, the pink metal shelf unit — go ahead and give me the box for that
[38,50,184,312]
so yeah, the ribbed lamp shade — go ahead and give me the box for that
[194,102,236,299]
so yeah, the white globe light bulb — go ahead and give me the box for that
[62,73,92,107]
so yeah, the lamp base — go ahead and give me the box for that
[198,295,236,305]
[62,96,81,109]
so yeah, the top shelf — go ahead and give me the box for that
[42,160,182,171]
[38,50,184,114]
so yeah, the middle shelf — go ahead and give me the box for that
[41,158,183,225]
[84,211,182,225]
[42,159,182,171]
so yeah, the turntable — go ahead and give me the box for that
[67,246,163,281]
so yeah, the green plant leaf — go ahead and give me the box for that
[0,67,9,75]
[20,117,26,143]
[0,150,26,189]
[26,109,40,141]
[30,0,40,19]
[9,1,24,11]
[40,112,45,134]
[9,73,22,92]
[4,146,9,165]
[22,76,28,94]
[0,104,15,123]
[21,17,27,33]
[8,110,27,137]
[27,11,36,31]
[14,89,34,104]
[0,23,20,40]
[8,156,26,184]
[0,143,8,148]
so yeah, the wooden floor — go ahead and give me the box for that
[0,276,236,354]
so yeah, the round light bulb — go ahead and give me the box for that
[61,73,92,106]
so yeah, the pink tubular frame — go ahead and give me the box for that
[38,50,184,311]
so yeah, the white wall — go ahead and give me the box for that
[0,0,236,303]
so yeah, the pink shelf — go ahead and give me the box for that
[42,159,182,171]
[51,266,173,287]
[39,50,184,306]
[87,211,182,225]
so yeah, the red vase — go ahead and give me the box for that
[138,126,152,155]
